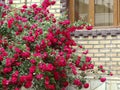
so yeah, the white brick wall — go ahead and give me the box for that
[5,0,61,18]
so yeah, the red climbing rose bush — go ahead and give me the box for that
[0,0,112,90]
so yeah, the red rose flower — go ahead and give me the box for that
[75,59,80,67]
[101,69,106,73]
[73,79,82,86]
[84,83,89,88]
[20,76,26,83]
[0,55,3,61]
[7,18,14,28]
[100,77,106,82]
[62,81,69,87]
[24,81,32,88]
[12,71,19,77]
[3,67,12,74]
[26,74,33,81]
[36,74,43,80]
[86,56,91,62]
[11,77,17,84]
[45,84,55,90]
[29,66,36,74]
[86,25,93,30]
[87,64,94,69]
[9,0,13,4]
[2,78,9,86]
[22,5,27,8]
[31,4,38,8]
[109,72,113,76]
[14,88,20,90]
[51,0,56,5]
[99,65,103,69]
[5,58,12,67]
[82,50,89,54]
[53,72,60,80]
[45,76,50,85]
[0,3,3,6]
[21,51,30,58]
[30,59,36,64]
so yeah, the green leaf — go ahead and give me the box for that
[50,78,56,84]
[81,55,86,62]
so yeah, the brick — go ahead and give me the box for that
[87,54,94,57]
[50,10,56,13]
[84,45,93,48]
[55,9,60,13]
[94,53,105,57]
[111,49,120,52]
[94,45,105,48]
[87,36,93,40]
[112,58,120,61]
[112,40,120,44]
[56,1,60,4]
[111,66,120,71]
[88,41,99,44]
[14,1,21,3]
[78,41,88,44]
[54,13,60,17]
[99,49,110,53]
[92,58,99,61]
[117,45,120,48]
[99,40,111,44]
[106,62,117,66]
[117,35,120,39]
[102,66,110,70]
[89,49,99,53]
[95,62,105,66]
[106,53,117,57]
[106,35,113,39]
[72,37,76,39]
[117,62,120,65]
[96,36,105,39]
[100,58,110,61]
[106,44,116,48]
[117,53,120,57]
[116,71,120,75]
[52,5,60,8]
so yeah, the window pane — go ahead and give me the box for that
[95,0,113,26]
[75,0,89,22]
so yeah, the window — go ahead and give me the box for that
[4,0,44,7]
[68,0,120,27]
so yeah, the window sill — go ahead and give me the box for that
[71,28,120,37]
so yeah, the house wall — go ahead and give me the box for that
[3,0,61,17]
[3,0,120,90]
[10,0,120,76]
[72,29,120,76]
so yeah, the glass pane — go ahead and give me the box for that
[75,0,89,22]
[95,0,113,26]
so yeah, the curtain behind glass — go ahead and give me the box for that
[95,0,113,26]
[75,0,89,22]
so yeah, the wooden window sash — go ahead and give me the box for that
[114,0,118,26]
[69,0,120,27]
[117,0,120,26]
[89,0,95,26]
[68,0,75,23]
